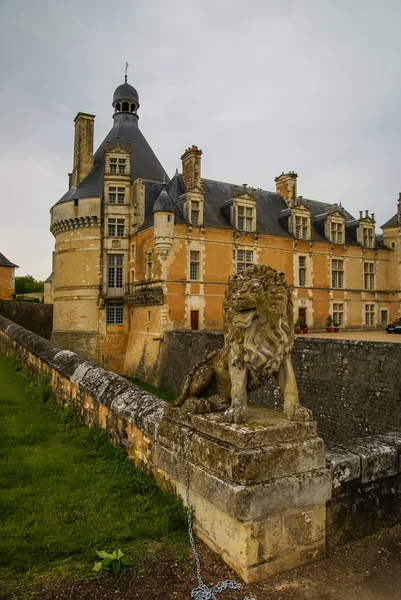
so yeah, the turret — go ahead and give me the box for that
[153,186,175,261]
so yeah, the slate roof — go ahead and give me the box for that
[381,213,398,228]
[44,273,53,283]
[55,112,168,206]
[153,187,176,213]
[113,82,139,104]
[137,173,382,247]
[0,252,18,268]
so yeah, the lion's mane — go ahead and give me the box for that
[223,264,293,390]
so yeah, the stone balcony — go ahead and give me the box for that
[123,280,164,307]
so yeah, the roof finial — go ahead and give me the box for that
[125,62,129,83]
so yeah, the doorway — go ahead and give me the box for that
[190,310,199,330]
[298,307,307,327]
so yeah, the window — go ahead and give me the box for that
[118,158,126,174]
[391,241,396,250]
[191,201,199,225]
[295,216,308,239]
[331,222,344,244]
[364,262,375,290]
[117,219,125,237]
[333,303,344,326]
[190,251,200,280]
[365,304,375,326]
[109,186,116,203]
[237,206,253,231]
[146,251,153,280]
[107,302,123,324]
[109,158,117,174]
[299,256,306,287]
[131,244,135,260]
[236,249,253,273]
[167,214,172,222]
[108,254,123,288]
[331,259,344,288]
[108,218,116,237]
[117,187,125,204]
[363,227,374,248]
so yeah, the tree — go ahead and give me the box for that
[14,275,44,295]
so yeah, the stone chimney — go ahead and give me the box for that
[181,145,203,191]
[70,112,95,188]
[274,171,298,206]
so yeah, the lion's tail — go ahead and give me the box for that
[173,349,221,407]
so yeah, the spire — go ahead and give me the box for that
[125,62,129,83]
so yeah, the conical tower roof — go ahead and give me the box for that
[56,81,168,205]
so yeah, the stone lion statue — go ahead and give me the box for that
[174,264,311,424]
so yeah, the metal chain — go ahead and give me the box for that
[185,429,254,600]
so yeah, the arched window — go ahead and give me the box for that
[122,102,129,111]
[116,103,121,112]
[130,104,135,112]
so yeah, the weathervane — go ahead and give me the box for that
[125,62,129,83]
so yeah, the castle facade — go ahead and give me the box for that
[49,79,401,374]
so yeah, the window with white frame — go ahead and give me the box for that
[190,251,200,281]
[331,259,344,288]
[191,201,199,225]
[146,251,153,280]
[107,302,123,324]
[108,218,116,236]
[109,186,116,203]
[117,187,125,204]
[236,249,253,273]
[365,303,375,326]
[332,303,344,326]
[299,256,306,287]
[108,254,123,288]
[362,227,375,248]
[364,262,375,290]
[237,206,253,232]
[295,216,308,239]
[117,219,125,237]
[331,222,344,244]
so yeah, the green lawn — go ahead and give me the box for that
[0,353,186,597]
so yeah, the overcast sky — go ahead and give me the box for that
[1,0,401,279]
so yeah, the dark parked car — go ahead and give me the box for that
[386,318,401,333]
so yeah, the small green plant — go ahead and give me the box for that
[93,549,134,574]
[326,314,334,327]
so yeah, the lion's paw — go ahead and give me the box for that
[287,405,312,422]
[222,406,248,424]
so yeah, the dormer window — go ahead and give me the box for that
[362,227,374,248]
[191,201,200,224]
[330,222,344,244]
[109,157,117,174]
[295,216,308,239]
[118,158,126,175]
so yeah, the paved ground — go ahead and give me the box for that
[299,330,401,343]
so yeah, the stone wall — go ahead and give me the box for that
[157,330,401,445]
[0,299,53,340]
[1,315,401,573]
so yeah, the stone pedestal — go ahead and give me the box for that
[155,406,331,583]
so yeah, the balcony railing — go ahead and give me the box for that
[123,280,164,307]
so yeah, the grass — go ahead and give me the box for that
[0,354,186,597]
[125,376,176,404]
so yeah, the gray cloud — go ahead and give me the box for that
[1,0,401,277]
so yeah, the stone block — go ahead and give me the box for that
[325,446,361,488]
[156,421,325,485]
[346,438,398,483]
